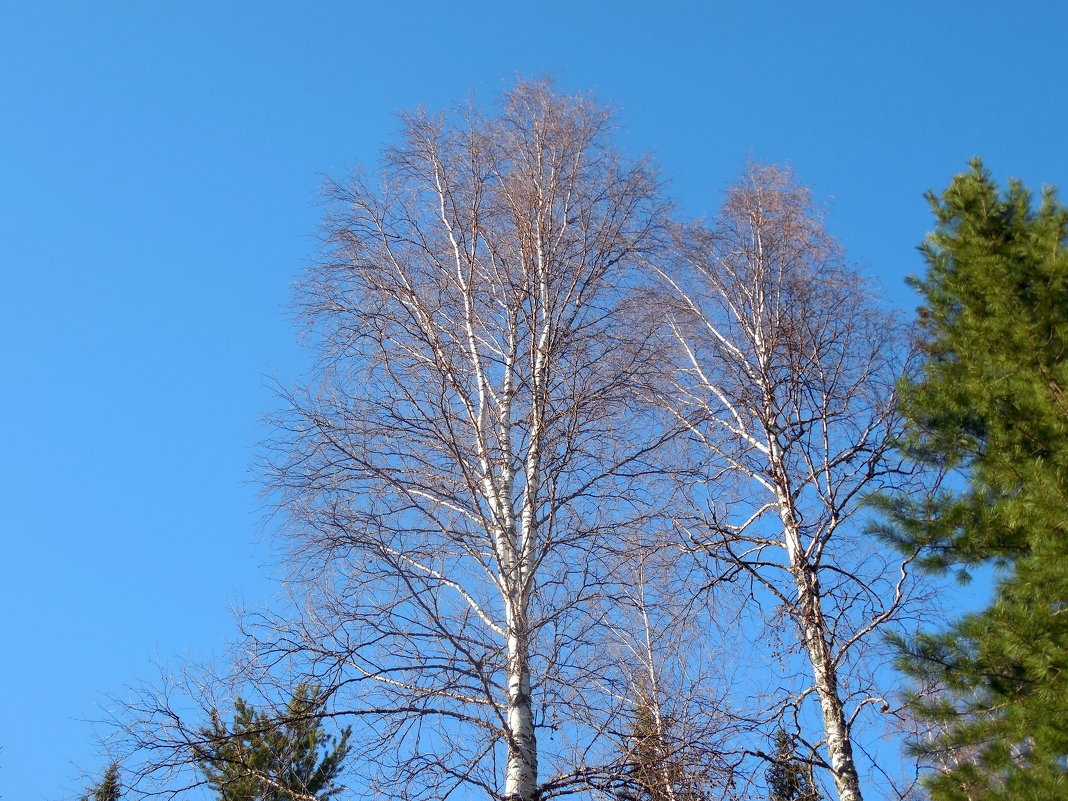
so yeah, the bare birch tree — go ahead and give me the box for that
[236,80,671,801]
[652,164,918,801]
[603,541,737,801]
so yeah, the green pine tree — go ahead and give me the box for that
[82,761,121,801]
[880,161,1068,800]
[619,696,673,801]
[615,692,713,801]
[765,731,821,801]
[197,684,351,801]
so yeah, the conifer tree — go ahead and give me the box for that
[82,762,121,801]
[766,731,821,801]
[883,161,1068,799]
[618,695,677,801]
[196,685,351,801]
[616,693,712,801]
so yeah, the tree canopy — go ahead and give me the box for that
[766,731,822,801]
[103,85,1054,801]
[196,685,351,801]
[82,762,121,801]
[885,160,1068,800]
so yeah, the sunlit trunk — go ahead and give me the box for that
[504,612,538,801]
[776,480,863,801]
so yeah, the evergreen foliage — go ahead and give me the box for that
[619,696,674,801]
[766,731,821,801]
[882,161,1068,799]
[616,693,709,801]
[196,685,351,801]
[82,762,121,801]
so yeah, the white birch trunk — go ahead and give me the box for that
[504,616,538,801]
[775,478,864,801]
[252,81,667,801]
[756,208,864,801]
[501,497,539,800]
[660,163,908,801]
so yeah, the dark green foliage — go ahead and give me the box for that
[614,693,715,801]
[618,697,673,801]
[765,731,821,801]
[82,762,121,801]
[883,161,1068,799]
[197,685,351,801]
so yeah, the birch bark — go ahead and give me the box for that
[653,163,911,801]
[251,80,668,801]
[774,475,863,801]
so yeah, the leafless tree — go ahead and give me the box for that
[651,164,920,801]
[102,105,924,801]
[599,538,740,801]
[210,79,675,801]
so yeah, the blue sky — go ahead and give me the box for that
[2,2,1066,798]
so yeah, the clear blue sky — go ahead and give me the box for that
[2,2,1065,798]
